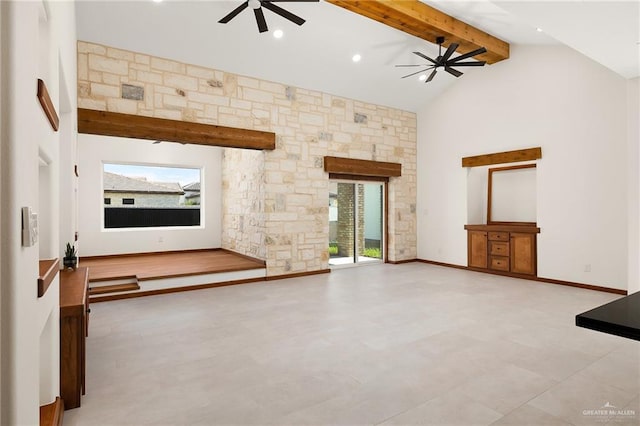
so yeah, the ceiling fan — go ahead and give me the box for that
[219,0,319,34]
[396,36,487,83]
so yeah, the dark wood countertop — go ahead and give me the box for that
[464,224,541,233]
[576,291,639,341]
[60,267,88,318]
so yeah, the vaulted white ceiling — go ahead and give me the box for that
[76,0,639,112]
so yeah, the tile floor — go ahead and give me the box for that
[64,263,639,425]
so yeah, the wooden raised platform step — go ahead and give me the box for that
[89,282,141,296]
[81,249,267,301]
[81,249,265,281]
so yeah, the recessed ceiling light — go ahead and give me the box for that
[352,54,362,63]
[418,74,427,81]
[536,27,543,32]
[152,0,162,3]
[273,29,284,39]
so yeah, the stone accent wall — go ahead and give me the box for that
[77,41,417,276]
[221,148,266,260]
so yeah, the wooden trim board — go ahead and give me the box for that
[416,259,627,295]
[90,277,265,303]
[38,258,59,298]
[329,173,389,183]
[78,108,275,150]
[462,147,542,167]
[89,283,140,296]
[91,270,330,302]
[324,156,401,177]
[37,79,59,131]
[387,259,418,264]
[486,163,537,225]
[265,269,330,281]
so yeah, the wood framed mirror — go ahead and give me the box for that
[487,163,536,226]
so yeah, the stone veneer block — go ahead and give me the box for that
[88,54,128,75]
[121,84,144,101]
[90,83,119,99]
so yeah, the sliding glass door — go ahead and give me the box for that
[328,180,384,267]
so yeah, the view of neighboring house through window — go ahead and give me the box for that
[103,163,202,228]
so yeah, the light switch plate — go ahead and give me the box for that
[21,207,38,247]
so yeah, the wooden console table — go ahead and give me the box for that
[465,224,540,276]
[60,267,89,409]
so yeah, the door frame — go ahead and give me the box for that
[329,174,389,266]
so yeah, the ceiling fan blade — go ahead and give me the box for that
[425,68,438,83]
[254,7,269,32]
[395,64,424,67]
[219,1,249,23]
[402,68,432,79]
[444,66,463,77]
[441,43,459,62]
[413,51,438,65]
[448,47,487,63]
[262,1,305,25]
[446,61,486,67]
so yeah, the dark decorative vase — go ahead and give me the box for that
[63,256,78,271]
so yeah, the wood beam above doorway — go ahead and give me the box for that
[324,156,401,177]
[462,147,542,167]
[325,0,509,64]
[77,109,276,150]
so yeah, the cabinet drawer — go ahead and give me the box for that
[490,241,509,256]
[490,256,510,271]
[488,232,509,241]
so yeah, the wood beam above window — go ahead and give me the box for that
[324,156,401,177]
[325,0,509,64]
[77,108,276,150]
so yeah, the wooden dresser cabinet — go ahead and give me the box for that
[60,267,89,410]
[465,225,540,276]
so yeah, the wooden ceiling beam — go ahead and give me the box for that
[78,108,275,150]
[325,0,509,64]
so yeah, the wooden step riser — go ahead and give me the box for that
[89,283,140,295]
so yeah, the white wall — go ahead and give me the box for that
[78,134,223,256]
[628,78,640,294]
[0,1,76,424]
[417,45,629,291]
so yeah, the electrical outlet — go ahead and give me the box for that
[21,207,38,247]
[584,264,591,272]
